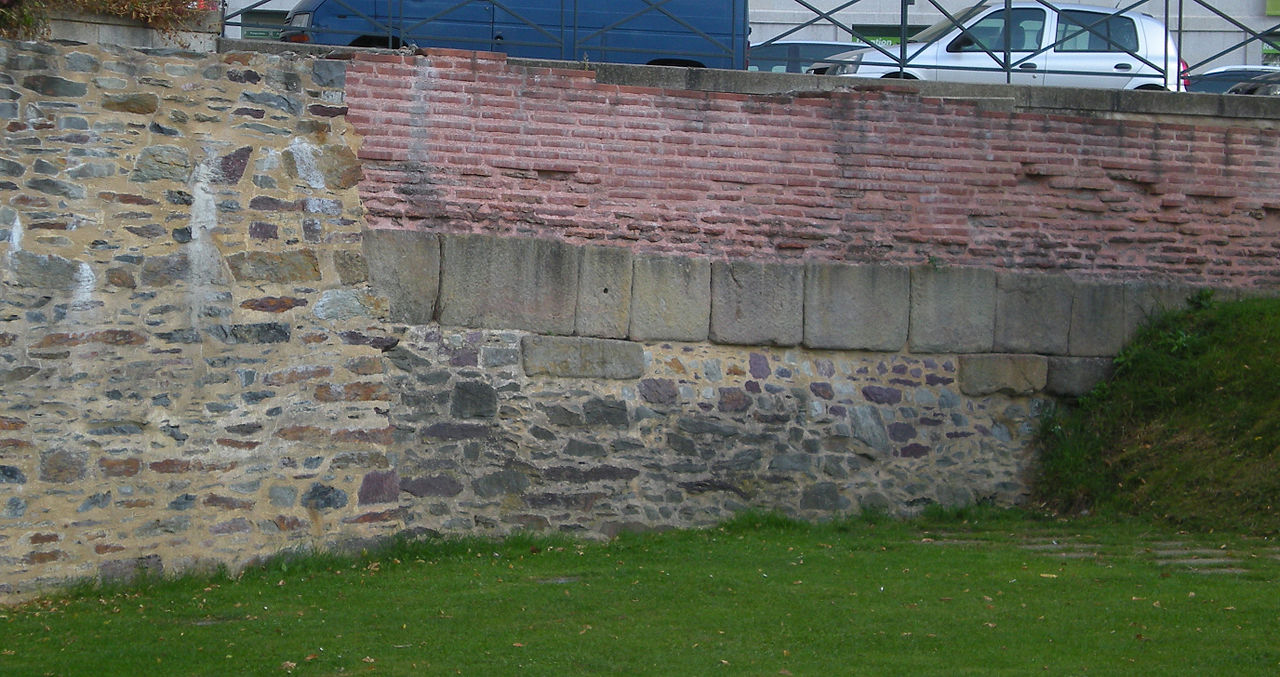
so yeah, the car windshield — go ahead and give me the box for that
[908,3,992,44]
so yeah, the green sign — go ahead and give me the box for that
[244,28,283,39]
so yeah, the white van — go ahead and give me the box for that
[815,2,1186,90]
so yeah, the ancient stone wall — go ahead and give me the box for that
[0,40,391,599]
[2,40,1272,602]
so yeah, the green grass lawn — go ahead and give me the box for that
[3,510,1277,676]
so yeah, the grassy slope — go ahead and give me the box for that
[1035,293,1280,535]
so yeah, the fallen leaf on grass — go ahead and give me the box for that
[362,656,376,663]
[281,661,297,671]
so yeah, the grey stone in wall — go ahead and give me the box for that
[522,335,645,379]
[1046,356,1115,397]
[995,272,1073,355]
[1124,281,1194,340]
[710,261,803,346]
[6,251,85,290]
[363,229,440,325]
[576,245,633,339]
[1068,282,1128,357]
[630,254,711,341]
[909,266,996,353]
[958,354,1048,396]
[439,234,578,334]
[804,263,908,351]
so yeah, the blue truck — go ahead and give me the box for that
[279,0,749,69]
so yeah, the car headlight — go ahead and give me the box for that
[288,12,311,28]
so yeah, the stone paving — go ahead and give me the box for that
[929,533,1280,575]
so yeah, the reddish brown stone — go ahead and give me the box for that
[24,550,64,564]
[119,499,152,509]
[301,333,329,344]
[358,470,399,505]
[106,268,137,289]
[275,426,393,446]
[274,426,324,442]
[29,533,59,544]
[95,544,127,554]
[240,296,309,313]
[0,416,26,431]
[335,427,394,445]
[10,194,49,207]
[271,515,307,531]
[308,104,349,117]
[29,220,68,230]
[315,382,390,402]
[149,459,192,473]
[36,330,146,348]
[0,439,32,450]
[216,438,261,450]
[98,191,159,205]
[99,457,142,477]
[40,449,86,482]
[264,365,332,386]
[343,508,406,524]
[0,332,14,347]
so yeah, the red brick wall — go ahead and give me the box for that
[346,49,1280,289]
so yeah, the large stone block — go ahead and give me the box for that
[804,263,908,351]
[362,229,440,325]
[1046,356,1115,397]
[576,245,633,339]
[1124,281,1194,341]
[958,354,1048,396]
[629,254,710,342]
[909,266,996,353]
[439,234,578,334]
[1068,282,1127,357]
[710,261,803,346]
[522,335,645,379]
[994,272,1073,355]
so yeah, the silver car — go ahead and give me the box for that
[815,2,1186,90]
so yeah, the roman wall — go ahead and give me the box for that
[2,39,1277,601]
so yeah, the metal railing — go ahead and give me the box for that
[222,0,1280,82]
[752,0,1280,84]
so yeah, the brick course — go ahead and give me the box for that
[348,49,1280,289]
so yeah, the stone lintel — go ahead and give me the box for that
[522,335,644,379]
[958,353,1048,396]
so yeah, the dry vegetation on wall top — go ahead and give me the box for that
[0,0,210,40]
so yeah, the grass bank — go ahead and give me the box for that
[1035,293,1280,535]
[1,510,1277,676]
